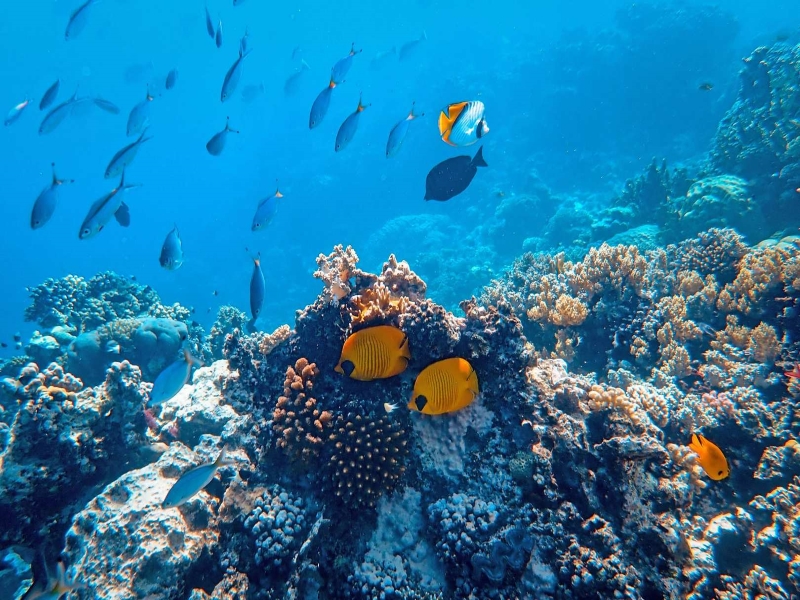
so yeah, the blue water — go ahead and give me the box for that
[0,0,794,350]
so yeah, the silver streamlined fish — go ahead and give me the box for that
[221,48,252,102]
[159,225,184,270]
[147,348,200,407]
[126,88,154,137]
[104,128,152,179]
[4,99,30,126]
[31,163,74,230]
[78,171,138,240]
[161,448,232,509]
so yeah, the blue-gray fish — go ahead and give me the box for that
[249,252,265,323]
[31,163,74,230]
[335,95,369,152]
[215,19,223,48]
[147,348,202,408]
[165,69,179,90]
[104,128,152,179]
[239,27,249,55]
[204,5,215,38]
[330,43,361,84]
[162,448,232,509]
[251,185,283,231]
[126,88,154,137]
[284,59,310,95]
[240,82,265,103]
[39,91,89,135]
[39,79,61,111]
[20,559,82,600]
[4,99,30,126]
[78,171,138,240]
[386,102,423,158]
[206,117,239,156]
[93,97,120,114]
[65,0,97,41]
[233,0,246,5]
[159,225,184,270]
[370,47,397,71]
[398,31,427,61]
[220,48,252,102]
[309,81,337,129]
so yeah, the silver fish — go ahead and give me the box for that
[215,19,223,48]
[147,348,201,408]
[78,171,138,240]
[39,79,61,111]
[105,128,152,179]
[284,59,310,95]
[221,48,252,102]
[162,448,231,509]
[126,88,154,137]
[335,94,368,152]
[386,102,423,158]
[65,0,97,41]
[165,69,179,90]
[31,163,74,230]
[38,91,88,135]
[159,225,184,270]
[398,31,427,61]
[206,116,239,156]
[4,99,30,126]
[251,184,283,231]
[249,252,265,324]
[204,5,215,39]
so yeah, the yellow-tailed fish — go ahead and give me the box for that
[206,116,239,156]
[438,100,489,147]
[409,357,479,415]
[334,94,369,152]
[146,348,201,408]
[162,448,232,509]
[688,433,730,481]
[335,325,410,381]
[39,79,61,111]
[330,43,362,84]
[31,163,73,230]
[251,183,283,231]
[104,128,152,179]
[386,102,423,158]
[309,80,338,129]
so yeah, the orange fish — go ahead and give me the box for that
[688,433,730,480]
[409,357,479,415]
[785,364,800,378]
[335,325,410,381]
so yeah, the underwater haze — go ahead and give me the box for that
[2,0,800,598]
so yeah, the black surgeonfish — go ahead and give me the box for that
[424,146,487,201]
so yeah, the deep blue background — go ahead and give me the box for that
[0,0,795,354]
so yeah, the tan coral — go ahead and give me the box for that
[552,294,588,327]
[257,325,292,356]
[349,283,408,326]
[314,245,362,303]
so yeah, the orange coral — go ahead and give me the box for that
[349,283,408,326]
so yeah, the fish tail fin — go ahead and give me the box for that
[301,59,311,70]
[214,447,230,467]
[275,179,283,198]
[472,146,488,168]
[409,102,423,119]
[328,79,338,88]
[421,30,428,41]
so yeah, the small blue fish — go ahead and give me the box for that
[147,348,202,408]
[126,88,154,137]
[4,99,30,126]
[165,69,179,90]
[330,43,362,84]
[162,448,232,509]
[251,184,283,231]
[335,94,369,152]
[204,5,215,39]
[93,97,120,114]
[215,19,223,48]
[284,59,310,95]
[78,171,138,240]
[398,31,427,61]
[386,102,423,158]
[309,81,337,129]
[249,251,265,325]
[221,48,252,102]
[206,116,239,156]
[65,0,98,41]
[233,0,246,5]
[104,128,152,179]
[370,47,397,71]
[31,163,74,230]
[159,225,184,270]
[239,27,250,55]
[39,90,89,135]
[241,82,265,103]
[39,79,61,111]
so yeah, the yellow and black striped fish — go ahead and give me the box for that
[335,325,410,381]
[438,101,489,147]
[409,357,479,415]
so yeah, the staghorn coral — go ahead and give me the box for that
[272,358,333,467]
[325,410,409,509]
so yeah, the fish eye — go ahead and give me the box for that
[414,395,427,411]
[341,360,355,377]
[718,470,724,476]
